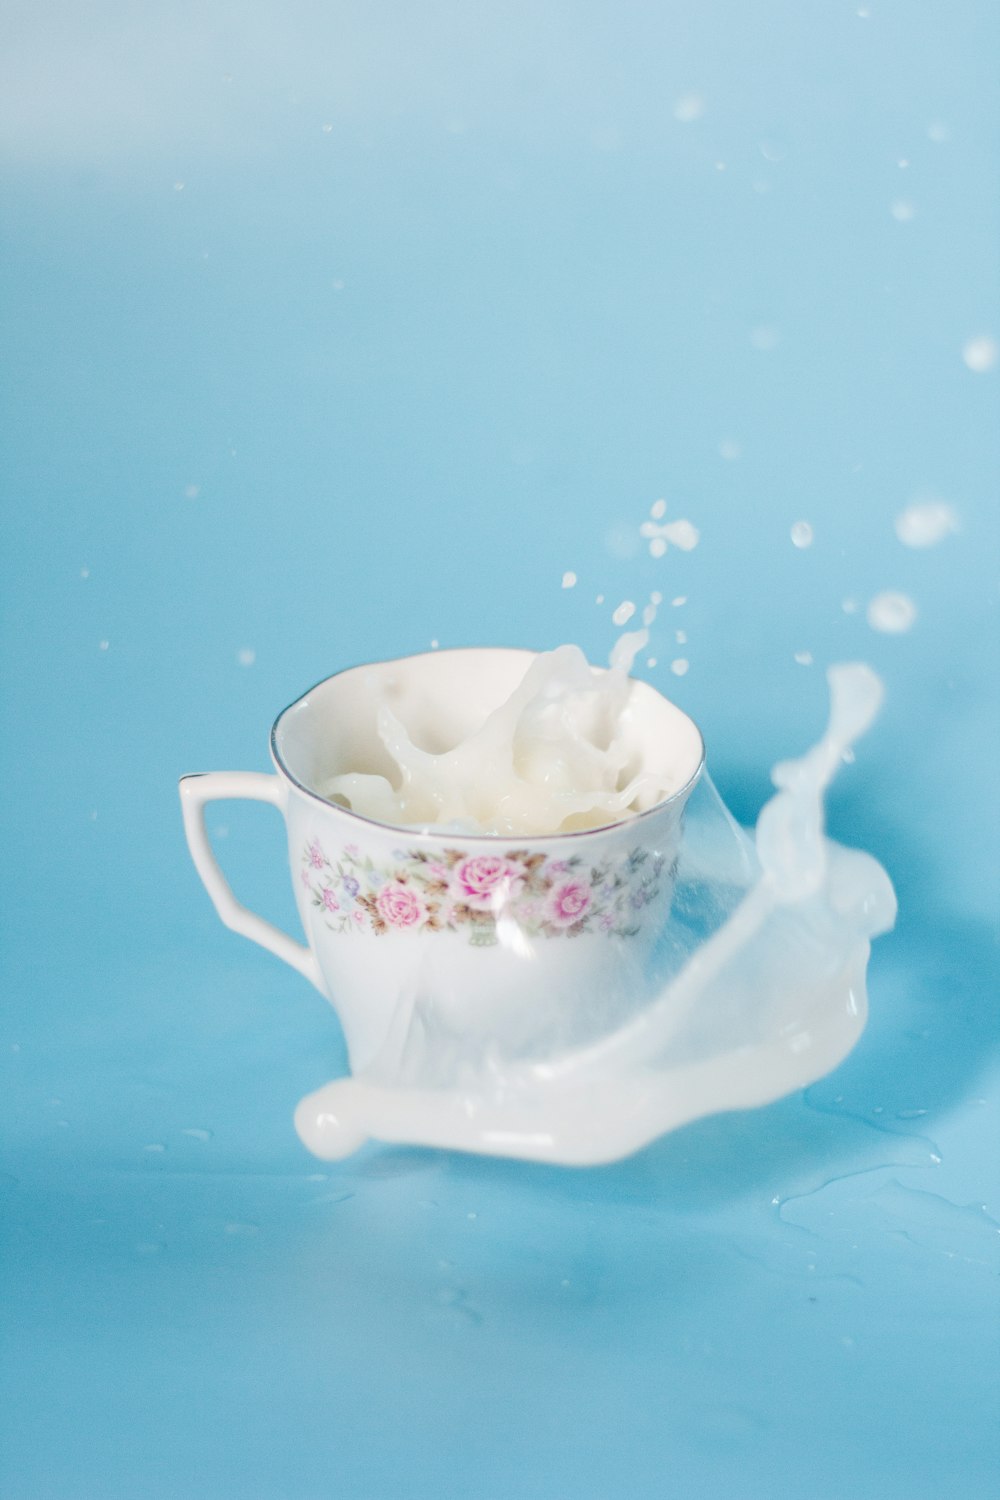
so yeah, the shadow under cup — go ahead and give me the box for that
[272,648,707,1074]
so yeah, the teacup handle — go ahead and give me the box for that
[179,772,324,992]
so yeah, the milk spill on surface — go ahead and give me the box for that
[297,662,898,1165]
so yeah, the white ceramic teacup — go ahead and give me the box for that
[179,648,704,1075]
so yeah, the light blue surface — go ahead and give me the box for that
[2,4,998,1496]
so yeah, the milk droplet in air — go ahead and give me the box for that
[675,629,687,644]
[791,521,814,549]
[927,121,951,144]
[640,515,699,557]
[612,601,636,626]
[561,571,578,589]
[595,595,604,605]
[842,598,858,614]
[673,93,705,123]
[794,651,814,666]
[650,499,667,519]
[895,501,958,548]
[672,596,687,608]
[962,336,998,374]
[670,659,690,677]
[80,567,90,579]
[647,657,657,668]
[890,199,915,222]
[99,640,110,652]
[237,648,256,667]
[867,591,917,634]
[719,439,742,461]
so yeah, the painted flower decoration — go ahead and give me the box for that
[300,838,666,943]
[546,879,593,927]
[451,854,524,912]
[375,882,427,929]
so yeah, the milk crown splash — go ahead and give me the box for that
[323,626,663,836]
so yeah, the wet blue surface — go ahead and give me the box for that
[2,4,998,1496]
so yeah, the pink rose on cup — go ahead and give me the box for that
[321,887,339,913]
[546,879,593,927]
[376,882,427,929]
[451,854,524,912]
[307,840,325,869]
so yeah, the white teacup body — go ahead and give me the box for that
[180,648,704,1073]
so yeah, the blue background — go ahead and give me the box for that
[2,3,998,1496]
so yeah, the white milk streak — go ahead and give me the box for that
[297,664,897,1165]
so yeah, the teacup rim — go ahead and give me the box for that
[269,645,706,846]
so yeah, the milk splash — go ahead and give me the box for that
[322,622,666,836]
[297,662,896,1165]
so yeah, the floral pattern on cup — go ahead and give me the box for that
[300,840,670,943]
